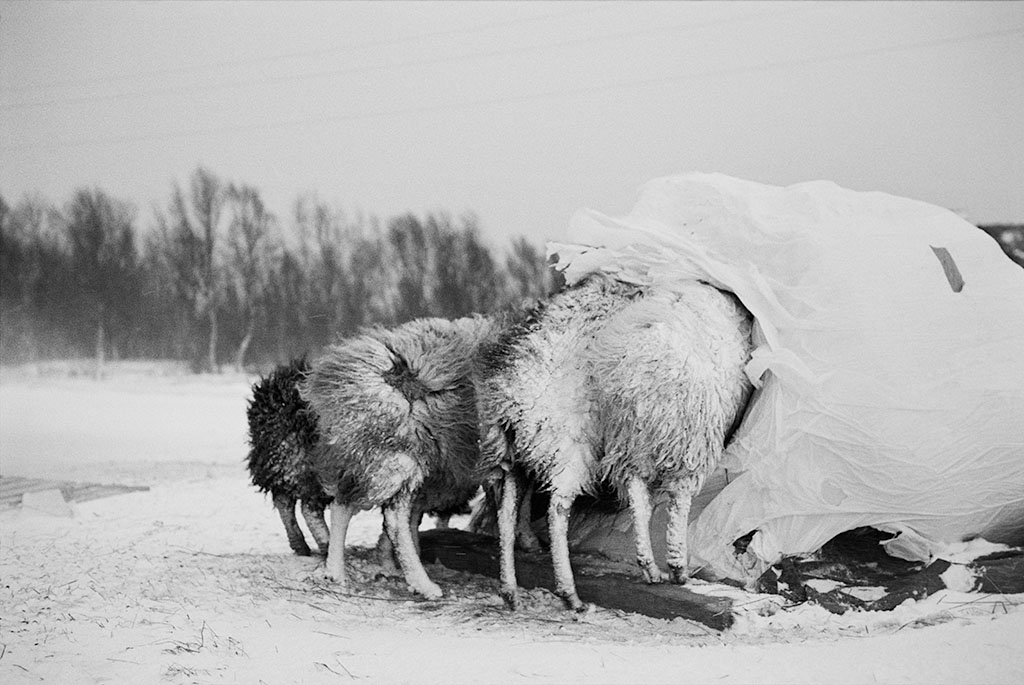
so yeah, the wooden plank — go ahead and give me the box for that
[0,495,23,509]
[418,528,734,630]
[0,477,61,509]
[68,484,149,503]
[0,476,149,509]
[0,477,57,496]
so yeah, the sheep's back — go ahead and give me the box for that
[591,283,754,492]
[476,276,640,491]
[301,316,490,508]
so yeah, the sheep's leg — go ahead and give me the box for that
[410,502,424,556]
[300,500,331,555]
[515,480,543,552]
[665,482,697,584]
[383,492,443,599]
[272,492,311,556]
[626,476,668,583]
[484,483,499,519]
[375,511,399,574]
[433,513,451,530]
[548,492,585,611]
[324,501,355,587]
[497,471,520,610]
[377,502,424,570]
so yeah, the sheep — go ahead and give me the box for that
[300,315,499,599]
[246,358,332,556]
[477,274,753,610]
[246,354,466,568]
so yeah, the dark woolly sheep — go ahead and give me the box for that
[300,316,498,599]
[478,274,753,610]
[246,358,332,556]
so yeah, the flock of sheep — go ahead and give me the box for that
[246,272,754,612]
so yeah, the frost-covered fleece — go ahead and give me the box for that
[246,358,332,556]
[300,315,499,599]
[477,274,754,610]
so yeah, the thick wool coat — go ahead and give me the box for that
[301,316,497,515]
[479,274,752,503]
[246,358,330,509]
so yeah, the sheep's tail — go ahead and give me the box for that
[378,315,496,403]
[301,316,492,433]
[380,344,431,403]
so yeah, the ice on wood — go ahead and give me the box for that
[554,172,1024,583]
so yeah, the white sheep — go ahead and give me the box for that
[478,274,753,610]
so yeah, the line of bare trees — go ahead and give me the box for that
[0,167,561,372]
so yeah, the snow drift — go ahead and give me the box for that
[552,172,1024,583]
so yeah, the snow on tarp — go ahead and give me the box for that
[552,172,1024,584]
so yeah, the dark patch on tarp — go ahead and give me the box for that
[930,245,965,292]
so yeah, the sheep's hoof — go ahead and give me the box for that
[640,565,669,584]
[574,602,596,617]
[669,567,689,585]
[415,582,444,600]
[558,591,586,612]
[323,565,348,586]
[324,573,348,588]
[325,577,350,593]
[500,587,520,611]
[290,543,313,556]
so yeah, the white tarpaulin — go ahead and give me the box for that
[553,173,1024,583]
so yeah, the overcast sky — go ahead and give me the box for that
[2,1,1022,248]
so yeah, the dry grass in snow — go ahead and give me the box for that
[1,371,1023,684]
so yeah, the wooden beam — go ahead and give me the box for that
[418,528,734,630]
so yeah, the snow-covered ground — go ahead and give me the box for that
[2,367,1023,684]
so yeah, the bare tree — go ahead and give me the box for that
[431,213,505,318]
[343,227,391,332]
[1,194,75,361]
[0,194,30,361]
[156,167,227,372]
[226,184,276,371]
[385,214,433,323]
[293,195,348,344]
[3,175,560,371]
[59,188,138,377]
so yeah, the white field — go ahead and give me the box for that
[1,366,1022,685]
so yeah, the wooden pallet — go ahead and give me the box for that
[0,476,149,510]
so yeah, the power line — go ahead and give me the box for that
[1,6,806,112]
[3,25,1020,154]
[0,5,606,96]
